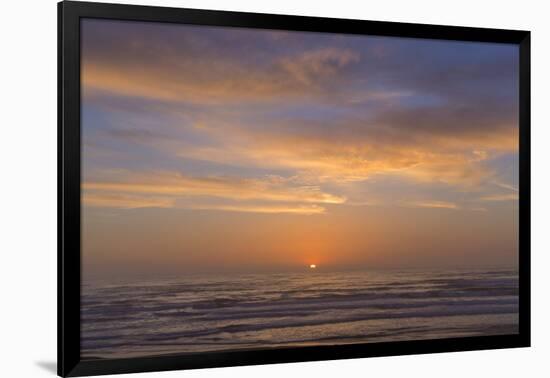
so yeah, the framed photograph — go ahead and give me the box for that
[58,1,530,376]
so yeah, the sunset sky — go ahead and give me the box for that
[81,19,519,278]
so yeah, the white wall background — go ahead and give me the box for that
[1,0,548,377]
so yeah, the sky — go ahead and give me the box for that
[81,19,519,278]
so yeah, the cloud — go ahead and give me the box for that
[160,86,516,188]
[279,48,360,86]
[479,193,519,202]
[82,27,361,105]
[82,18,518,181]
[84,172,345,203]
[368,103,518,152]
[188,204,326,215]
[402,200,459,210]
[83,191,326,214]
[467,206,488,212]
[493,181,519,192]
[177,125,499,187]
[82,171,345,213]
[81,19,519,215]
[83,193,174,209]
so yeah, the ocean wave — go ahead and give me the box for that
[81,269,519,358]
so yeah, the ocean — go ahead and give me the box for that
[81,269,518,359]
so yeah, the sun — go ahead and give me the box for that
[309,264,317,269]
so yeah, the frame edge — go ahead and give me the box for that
[518,31,531,347]
[59,0,83,376]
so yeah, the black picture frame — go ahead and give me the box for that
[58,1,531,376]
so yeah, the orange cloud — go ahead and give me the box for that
[81,20,518,214]
[83,193,174,209]
[82,47,361,105]
[479,193,519,202]
[279,48,360,86]
[84,172,345,203]
[402,200,459,210]
[177,132,499,188]
[166,105,517,190]
[82,171,345,212]
[188,204,326,215]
